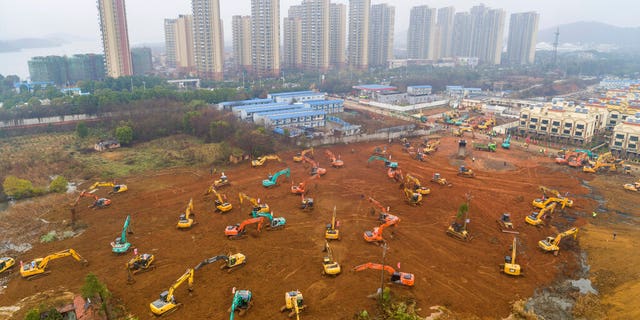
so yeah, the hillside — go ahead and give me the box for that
[538,22,640,48]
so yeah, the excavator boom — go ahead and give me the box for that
[20,249,87,278]
[150,268,194,315]
[262,168,291,187]
[352,262,415,286]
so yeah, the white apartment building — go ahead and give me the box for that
[518,104,600,145]
[611,113,640,160]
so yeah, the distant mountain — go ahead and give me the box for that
[0,38,68,52]
[538,21,640,48]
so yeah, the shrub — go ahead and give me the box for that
[3,175,34,199]
[49,176,68,193]
[76,122,88,139]
[115,124,134,146]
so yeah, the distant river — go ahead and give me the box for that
[0,40,103,79]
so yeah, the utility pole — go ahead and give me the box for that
[379,241,388,304]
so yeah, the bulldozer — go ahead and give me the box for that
[225,217,266,240]
[229,289,253,319]
[194,253,247,272]
[623,180,640,192]
[251,154,282,167]
[322,241,341,276]
[281,290,307,319]
[538,227,579,256]
[431,173,452,186]
[352,263,415,287]
[111,215,132,254]
[293,148,314,162]
[177,198,196,229]
[457,165,475,178]
[0,257,16,274]
[325,149,344,168]
[20,249,88,280]
[525,202,557,226]
[126,253,155,284]
[89,181,128,194]
[325,206,340,240]
[500,237,522,276]
[207,187,232,213]
[149,268,194,316]
[446,201,471,241]
[497,213,518,234]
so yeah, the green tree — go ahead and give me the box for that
[115,124,133,145]
[76,121,89,139]
[457,202,469,220]
[24,308,40,320]
[27,97,41,107]
[3,175,34,199]
[81,273,112,318]
[49,176,68,193]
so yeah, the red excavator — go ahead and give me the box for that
[363,217,399,242]
[303,154,327,176]
[387,167,403,182]
[224,217,265,240]
[352,263,415,287]
[291,173,320,195]
[73,191,111,209]
[325,150,344,168]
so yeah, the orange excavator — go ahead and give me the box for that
[363,216,399,243]
[73,191,111,209]
[325,150,344,168]
[352,263,415,287]
[224,217,265,240]
[303,154,326,176]
[387,167,403,182]
[291,173,320,195]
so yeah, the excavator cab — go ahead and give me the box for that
[281,290,307,318]
[229,289,253,317]
[301,194,314,211]
[497,213,514,231]
[126,253,155,284]
[0,257,15,273]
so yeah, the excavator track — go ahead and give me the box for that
[25,271,52,281]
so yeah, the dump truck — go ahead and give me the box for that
[473,142,496,152]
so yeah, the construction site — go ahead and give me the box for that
[0,131,636,319]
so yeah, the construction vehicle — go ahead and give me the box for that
[364,216,399,243]
[325,206,340,240]
[421,139,440,154]
[402,183,422,206]
[525,202,557,226]
[126,253,155,284]
[501,134,511,149]
[293,148,314,162]
[367,155,398,168]
[20,249,87,279]
[291,173,320,194]
[300,193,314,211]
[302,155,326,176]
[211,172,231,188]
[225,217,265,240]
[263,168,291,188]
[325,150,344,168]
[229,289,253,319]
[568,152,590,168]
[500,237,522,276]
[177,198,196,229]
[446,201,471,241]
[89,181,128,194]
[322,241,341,276]
[583,157,621,173]
[473,142,497,152]
[457,165,475,178]
[372,145,390,157]
[431,173,451,186]
[387,167,403,181]
[538,227,579,256]
[532,196,572,209]
[497,213,518,234]
[194,253,247,272]
[623,165,632,175]
[73,191,111,209]
[111,215,132,254]
[352,263,415,287]
[0,257,15,273]
[251,154,282,167]
[623,180,640,192]
[249,210,287,230]
[149,268,194,316]
[404,174,431,195]
[281,290,307,319]
[238,192,270,215]
[208,187,232,213]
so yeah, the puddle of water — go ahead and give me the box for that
[571,278,598,294]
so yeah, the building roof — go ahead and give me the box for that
[261,109,327,120]
[235,103,299,113]
[220,98,273,107]
[352,84,397,91]
[268,91,324,98]
[304,99,343,105]
[408,85,432,89]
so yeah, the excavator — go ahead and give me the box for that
[402,183,422,206]
[421,139,440,155]
[387,167,403,181]
[538,227,579,256]
[126,253,155,284]
[300,193,314,211]
[322,240,341,276]
[280,290,307,319]
[0,257,15,273]
[225,217,265,240]
[532,186,573,209]
[352,263,415,287]
[623,180,640,192]
[293,148,314,162]
[211,172,230,189]
[372,145,390,157]
[177,198,196,229]
[325,206,340,240]
[149,268,194,316]
[194,253,247,272]
[229,289,253,319]
[263,168,291,188]
[568,152,589,168]
[431,173,451,186]
[525,202,557,226]
[457,165,475,178]
[249,210,287,230]
[303,155,327,176]
[291,173,320,194]
[501,134,511,149]
[325,150,344,168]
[364,215,399,243]
[207,187,232,213]
[583,157,621,173]
[497,213,518,234]
[73,191,111,209]
[20,249,88,279]
[404,174,431,195]
[238,192,270,215]
[500,237,522,276]
[89,181,128,194]
[367,155,398,169]
[111,215,132,254]
[251,154,282,167]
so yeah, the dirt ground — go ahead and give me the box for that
[0,135,594,319]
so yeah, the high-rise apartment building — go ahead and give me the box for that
[164,19,177,68]
[451,12,473,57]
[407,5,436,60]
[251,0,281,77]
[29,54,105,85]
[329,3,346,68]
[165,14,195,73]
[97,0,133,78]
[192,0,224,80]
[506,12,540,65]
[348,0,370,69]
[436,7,455,59]
[470,4,505,65]
[232,15,253,71]
[368,4,394,66]
[299,0,330,71]
[283,5,302,70]
[131,47,153,75]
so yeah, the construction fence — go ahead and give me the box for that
[305,125,445,147]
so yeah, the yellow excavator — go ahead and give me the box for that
[206,187,232,213]
[149,268,194,316]
[322,241,341,276]
[539,227,579,256]
[194,253,247,272]
[325,206,340,240]
[404,174,431,195]
[280,290,307,319]
[431,173,452,186]
[500,237,522,276]
[446,201,471,241]
[624,180,640,192]
[238,192,270,215]
[251,154,282,167]
[532,186,573,209]
[293,148,314,162]
[20,249,88,279]
[177,198,195,229]
[0,257,16,273]
[402,183,422,206]
[525,202,557,226]
[89,181,128,194]
[126,253,155,284]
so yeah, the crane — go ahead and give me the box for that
[229,289,253,319]
[367,155,398,168]
[20,249,88,279]
[251,154,281,167]
[149,268,194,316]
[177,198,195,229]
[126,253,155,284]
[293,148,314,162]
[194,253,247,271]
[363,217,399,243]
[280,290,307,319]
[500,237,522,276]
[325,150,344,168]
[224,217,265,240]
[352,263,415,287]
[525,202,557,226]
[322,241,341,276]
[325,206,340,240]
[238,192,270,215]
[89,181,128,194]
[111,215,132,254]
[302,154,326,176]
[262,168,291,188]
[208,187,232,213]
[73,191,111,209]
[1,257,15,274]
[404,174,431,195]
[291,173,320,194]
[539,227,579,256]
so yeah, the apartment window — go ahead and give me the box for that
[529,125,537,129]
[540,126,547,131]
[552,121,560,126]
[530,118,538,123]
[629,144,637,149]
[630,136,639,142]
[521,114,528,119]
[541,119,549,125]
[520,121,526,125]
[575,131,582,136]
[611,113,618,119]
[576,124,585,129]
[615,134,625,139]
[564,123,573,128]
[551,128,559,133]
[614,141,623,147]
[563,129,571,134]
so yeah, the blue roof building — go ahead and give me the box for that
[232,102,298,120]
[254,108,327,128]
[267,91,326,103]
[303,99,344,114]
[218,98,274,110]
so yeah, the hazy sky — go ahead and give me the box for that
[0,0,638,45]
